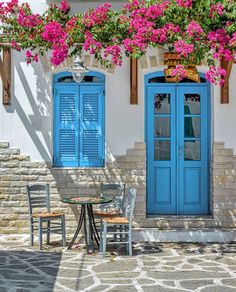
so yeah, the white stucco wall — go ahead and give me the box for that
[0,0,236,161]
[0,1,144,161]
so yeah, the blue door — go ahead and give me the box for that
[147,82,209,215]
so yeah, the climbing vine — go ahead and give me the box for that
[0,0,236,85]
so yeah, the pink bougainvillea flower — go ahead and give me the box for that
[210,3,224,18]
[83,31,102,54]
[229,33,236,48]
[171,64,187,81]
[104,45,122,66]
[41,21,67,44]
[206,65,226,86]
[187,21,204,38]
[83,3,112,28]
[50,42,69,66]
[25,50,39,65]
[174,40,194,58]
[17,9,42,28]
[123,0,143,12]
[175,0,192,8]
[60,1,70,13]
[11,41,21,51]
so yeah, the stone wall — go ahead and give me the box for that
[1,140,236,237]
[0,141,146,235]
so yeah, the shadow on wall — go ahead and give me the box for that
[7,51,52,161]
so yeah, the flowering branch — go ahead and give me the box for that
[0,0,235,85]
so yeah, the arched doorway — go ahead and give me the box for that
[145,71,210,215]
[53,71,105,167]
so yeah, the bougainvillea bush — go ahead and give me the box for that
[0,0,236,85]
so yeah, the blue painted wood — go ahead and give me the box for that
[147,86,177,214]
[146,74,209,215]
[54,85,79,167]
[53,71,105,167]
[54,71,105,83]
[178,86,208,214]
[80,85,105,167]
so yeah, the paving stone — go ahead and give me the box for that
[1,237,236,291]
[147,270,231,280]
[109,286,138,291]
[89,285,110,291]
[93,260,137,272]
[221,278,236,287]
[180,279,214,290]
[137,278,156,285]
[201,286,236,292]
[142,286,184,292]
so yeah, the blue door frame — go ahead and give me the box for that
[145,72,211,215]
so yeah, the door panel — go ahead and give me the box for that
[147,84,209,215]
[178,86,208,214]
[147,87,176,214]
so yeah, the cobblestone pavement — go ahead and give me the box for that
[1,235,236,291]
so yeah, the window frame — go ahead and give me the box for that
[53,71,105,168]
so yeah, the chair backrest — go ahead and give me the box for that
[124,188,137,222]
[26,183,50,215]
[100,183,126,212]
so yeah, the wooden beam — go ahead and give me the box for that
[0,48,11,105]
[130,58,138,105]
[220,58,232,104]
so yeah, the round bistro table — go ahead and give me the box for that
[62,196,112,253]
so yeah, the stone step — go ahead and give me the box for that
[0,142,9,149]
[134,142,146,149]
[214,142,225,150]
[127,149,145,156]
[133,228,236,243]
[0,149,20,155]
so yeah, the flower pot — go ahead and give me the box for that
[164,52,200,83]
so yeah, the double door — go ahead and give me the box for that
[147,84,209,215]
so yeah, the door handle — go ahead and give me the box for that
[178,146,183,158]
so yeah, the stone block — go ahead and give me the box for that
[127,149,146,156]
[11,155,30,161]
[1,162,20,168]
[1,175,21,181]
[2,201,20,207]
[0,142,9,148]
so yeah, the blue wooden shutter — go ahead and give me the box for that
[79,85,104,167]
[54,85,79,166]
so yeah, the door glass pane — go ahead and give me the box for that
[185,117,200,138]
[155,140,171,160]
[184,94,200,114]
[184,140,200,161]
[154,117,170,137]
[154,94,170,114]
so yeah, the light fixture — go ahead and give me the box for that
[70,55,88,83]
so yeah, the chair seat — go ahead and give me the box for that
[102,216,129,224]
[94,210,121,217]
[32,212,64,218]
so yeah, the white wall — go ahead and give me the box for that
[0,1,144,161]
[1,0,236,162]
[214,65,236,153]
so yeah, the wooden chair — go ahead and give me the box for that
[94,183,126,218]
[100,187,137,257]
[26,183,66,250]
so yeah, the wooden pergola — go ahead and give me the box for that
[0,49,232,105]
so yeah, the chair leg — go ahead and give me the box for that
[38,218,43,250]
[46,221,50,245]
[30,220,34,246]
[62,214,66,247]
[128,227,132,256]
[102,222,107,258]
[99,222,103,253]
